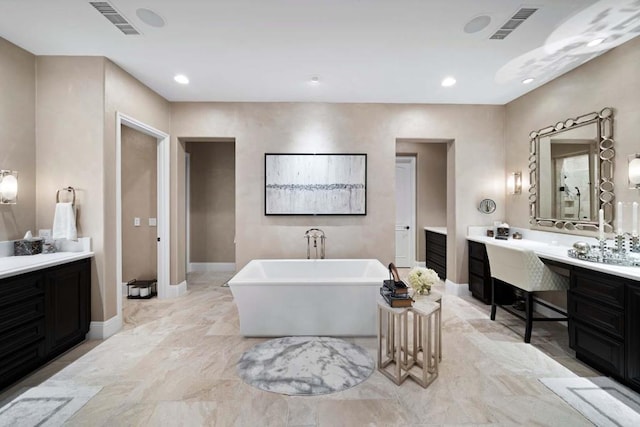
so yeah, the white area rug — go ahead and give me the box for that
[0,383,101,427]
[540,377,640,427]
[237,336,374,396]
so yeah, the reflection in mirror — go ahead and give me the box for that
[529,108,614,232]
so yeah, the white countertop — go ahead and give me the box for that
[0,251,94,279]
[467,231,640,281]
[0,237,94,279]
[424,226,447,235]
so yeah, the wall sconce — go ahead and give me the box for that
[507,171,522,195]
[629,154,640,189]
[0,170,18,204]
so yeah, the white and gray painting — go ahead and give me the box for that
[265,154,366,214]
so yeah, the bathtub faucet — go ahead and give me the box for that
[304,228,326,259]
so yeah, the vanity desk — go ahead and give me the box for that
[0,240,93,391]
[467,227,640,392]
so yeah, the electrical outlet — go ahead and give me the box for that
[148,218,157,227]
[38,229,52,239]
[134,217,141,227]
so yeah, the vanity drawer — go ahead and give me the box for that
[469,273,488,302]
[569,293,624,340]
[0,296,45,334]
[570,320,625,378]
[0,271,45,306]
[571,268,625,309]
[0,340,45,389]
[469,258,486,276]
[0,319,46,358]
[468,241,486,260]
[426,231,446,246]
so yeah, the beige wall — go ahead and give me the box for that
[35,57,170,322]
[0,38,35,241]
[104,60,171,318]
[396,141,447,262]
[121,126,157,281]
[506,36,640,233]
[172,103,506,283]
[35,56,106,319]
[186,141,236,263]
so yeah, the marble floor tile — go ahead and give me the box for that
[0,273,599,426]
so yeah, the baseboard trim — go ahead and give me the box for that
[163,280,187,298]
[88,314,122,340]
[188,262,236,272]
[445,279,470,297]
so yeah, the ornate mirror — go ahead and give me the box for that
[529,107,614,232]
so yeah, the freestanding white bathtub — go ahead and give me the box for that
[228,259,388,337]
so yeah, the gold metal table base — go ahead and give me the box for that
[377,297,441,388]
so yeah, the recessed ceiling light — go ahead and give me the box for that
[463,15,492,34]
[136,8,165,28]
[587,38,605,47]
[441,77,456,87]
[174,74,189,84]
[310,76,320,84]
[522,77,535,84]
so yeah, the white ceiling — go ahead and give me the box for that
[1,0,638,104]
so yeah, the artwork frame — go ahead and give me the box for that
[265,153,367,215]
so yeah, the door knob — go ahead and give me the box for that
[405,226,410,230]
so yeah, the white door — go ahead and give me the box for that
[395,156,416,267]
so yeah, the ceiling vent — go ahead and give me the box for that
[490,7,537,40]
[89,1,140,35]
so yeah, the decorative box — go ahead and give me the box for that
[14,239,43,256]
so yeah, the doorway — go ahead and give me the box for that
[185,140,236,272]
[395,156,416,267]
[116,113,171,320]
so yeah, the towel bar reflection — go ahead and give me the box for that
[56,186,76,206]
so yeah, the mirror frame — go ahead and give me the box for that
[529,107,614,233]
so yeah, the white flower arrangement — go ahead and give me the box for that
[407,267,439,295]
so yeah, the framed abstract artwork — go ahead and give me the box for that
[265,153,367,215]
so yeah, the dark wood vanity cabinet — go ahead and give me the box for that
[467,240,514,305]
[569,267,626,378]
[425,230,446,280]
[0,258,91,390]
[0,270,46,389]
[626,282,640,390]
[45,259,91,359]
[568,266,640,392]
[468,240,491,303]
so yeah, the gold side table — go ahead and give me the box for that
[377,298,411,385]
[377,294,441,388]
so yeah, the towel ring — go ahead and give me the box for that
[56,186,76,206]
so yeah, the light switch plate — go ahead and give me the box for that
[148,218,157,227]
[134,217,141,227]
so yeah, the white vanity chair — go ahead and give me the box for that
[485,244,570,343]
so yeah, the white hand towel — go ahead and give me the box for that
[52,202,77,240]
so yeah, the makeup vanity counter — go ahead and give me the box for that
[466,230,640,281]
[0,239,93,390]
[424,227,446,280]
[467,227,640,393]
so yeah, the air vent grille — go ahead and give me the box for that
[89,1,140,35]
[490,7,538,40]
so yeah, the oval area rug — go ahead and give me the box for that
[237,336,374,396]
